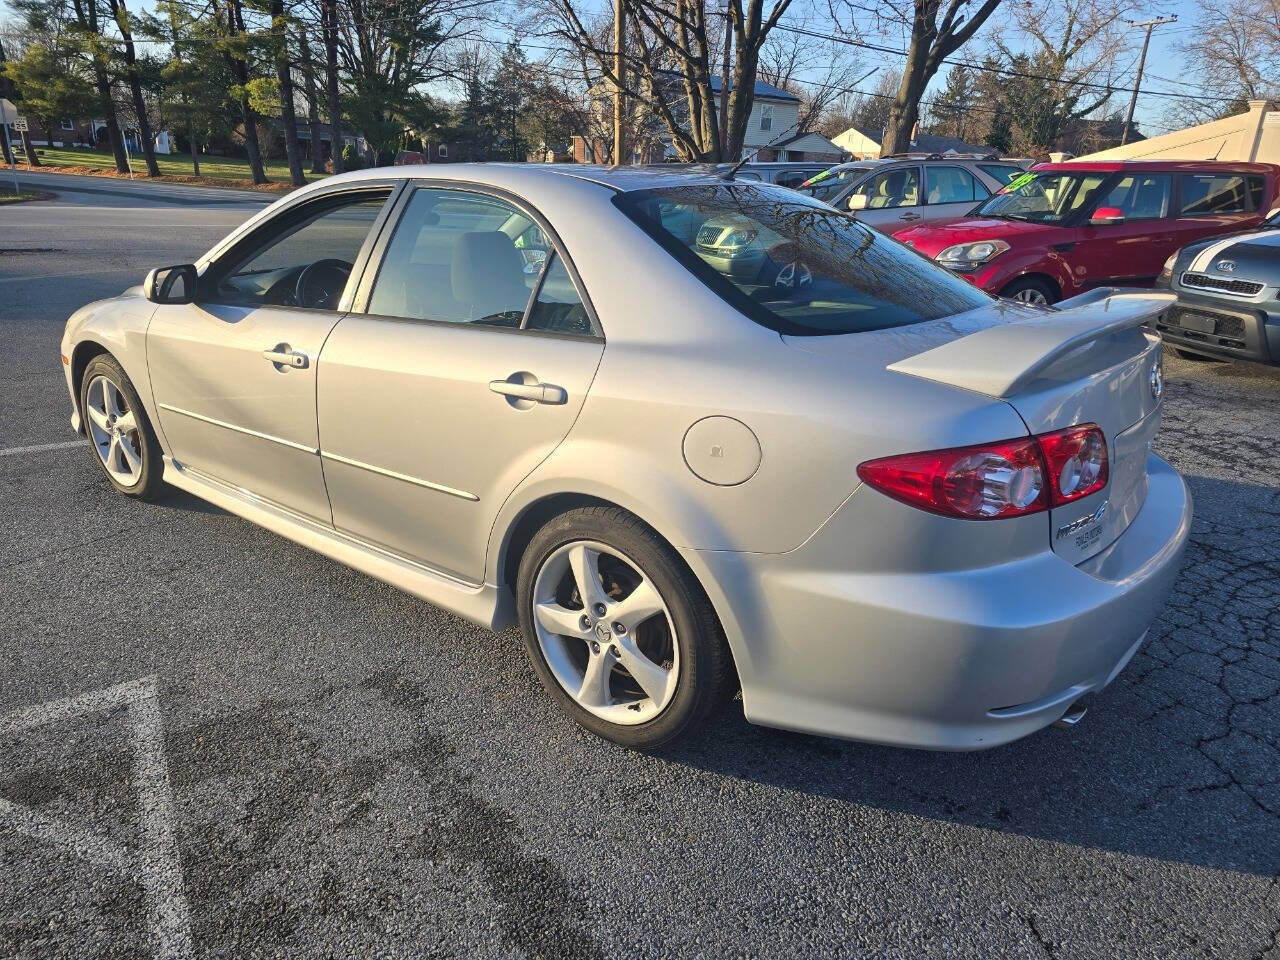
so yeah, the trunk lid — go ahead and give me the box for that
[886,290,1172,563]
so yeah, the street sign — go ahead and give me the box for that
[13,117,28,132]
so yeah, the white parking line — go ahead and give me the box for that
[0,677,194,960]
[0,440,83,456]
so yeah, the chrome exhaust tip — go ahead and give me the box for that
[1053,700,1088,729]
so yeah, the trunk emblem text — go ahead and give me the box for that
[1057,501,1108,540]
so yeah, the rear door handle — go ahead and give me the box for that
[489,378,567,404]
[899,211,921,221]
[263,346,308,369]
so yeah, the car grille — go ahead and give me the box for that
[1181,272,1264,296]
[1157,307,1249,350]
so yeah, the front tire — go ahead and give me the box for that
[80,354,167,501]
[1001,276,1056,306]
[516,506,734,749]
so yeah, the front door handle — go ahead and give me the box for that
[899,211,921,221]
[263,346,308,369]
[489,377,567,405]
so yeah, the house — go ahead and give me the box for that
[831,126,996,160]
[1075,100,1278,164]
[750,131,843,163]
[575,74,808,162]
[268,118,366,164]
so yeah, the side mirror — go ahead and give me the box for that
[1089,206,1125,226]
[1268,206,1280,220]
[846,193,869,212]
[145,264,198,304]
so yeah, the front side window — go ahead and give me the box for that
[926,165,989,204]
[615,184,990,336]
[975,172,1107,223]
[215,192,389,309]
[1179,173,1262,215]
[367,187,549,327]
[1098,173,1171,220]
[852,167,921,209]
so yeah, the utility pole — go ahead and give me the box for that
[719,3,732,160]
[1122,15,1177,145]
[613,0,625,165]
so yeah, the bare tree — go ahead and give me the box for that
[269,0,305,185]
[297,26,326,172]
[1169,0,1280,125]
[547,0,795,161]
[318,0,342,171]
[832,0,1002,155]
[757,28,867,133]
[107,0,160,176]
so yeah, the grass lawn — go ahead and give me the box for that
[0,188,55,203]
[20,145,328,186]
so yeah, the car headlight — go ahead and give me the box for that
[696,226,758,257]
[1156,252,1178,288]
[936,240,1010,270]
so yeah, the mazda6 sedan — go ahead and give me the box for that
[60,165,1192,750]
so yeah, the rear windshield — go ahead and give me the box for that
[613,184,990,336]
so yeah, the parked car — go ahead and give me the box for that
[799,156,1029,231]
[730,161,833,189]
[61,166,1190,751]
[1153,207,1280,365]
[896,160,1280,304]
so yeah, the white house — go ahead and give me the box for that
[1076,100,1280,164]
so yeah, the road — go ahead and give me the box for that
[1,174,1278,959]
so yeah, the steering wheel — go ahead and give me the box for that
[295,258,353,309]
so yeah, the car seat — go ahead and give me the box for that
[451,231,530,326]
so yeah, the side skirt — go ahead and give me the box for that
[162,457,516,630]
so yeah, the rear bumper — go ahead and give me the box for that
[688,454,1192,750]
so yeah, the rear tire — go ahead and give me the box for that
[80,354,167,501]
[516,506,734,749]
[1001,276,1057,306]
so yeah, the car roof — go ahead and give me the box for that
[1032,160,1280,175]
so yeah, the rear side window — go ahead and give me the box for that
[1179,174,1262,215]
[926,165,989,204]
[367,188,543,327]
[978,164,1025,185]
[614,184,990,336]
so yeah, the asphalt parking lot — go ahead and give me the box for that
[1,172,1278,959]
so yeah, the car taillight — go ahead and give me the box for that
[1037,423,1108,505]
[857,423,1108,520]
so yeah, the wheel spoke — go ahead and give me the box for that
[114,410,137,435]
[567,544,609,610]
[535,600,587,639]
[86,403,110,432]
[106,434,121,471]
[102,378,119,417]
[614,636,671,705]
[117,436,141,473]
[576,650,614,708]
[610,577,664,633]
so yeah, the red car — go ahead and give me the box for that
[894,160,1280,304]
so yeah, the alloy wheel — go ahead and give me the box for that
[531,539,679,725]
[85,374,143,487]
[1012,287,1049,305]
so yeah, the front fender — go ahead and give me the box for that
[62,296,158,436]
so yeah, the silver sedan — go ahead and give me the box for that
[60,165,1192,750]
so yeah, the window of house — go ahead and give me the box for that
[60,119,75,131]
[760,106,773,132]
[439,144,448,158]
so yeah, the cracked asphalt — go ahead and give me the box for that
[1,173,1278,959]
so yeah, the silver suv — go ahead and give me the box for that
[801,156,1028,231]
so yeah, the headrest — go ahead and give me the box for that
[451,231,525,303]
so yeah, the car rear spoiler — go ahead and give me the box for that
[886,290,1174,398]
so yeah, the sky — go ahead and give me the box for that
[0,0,1228,137]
